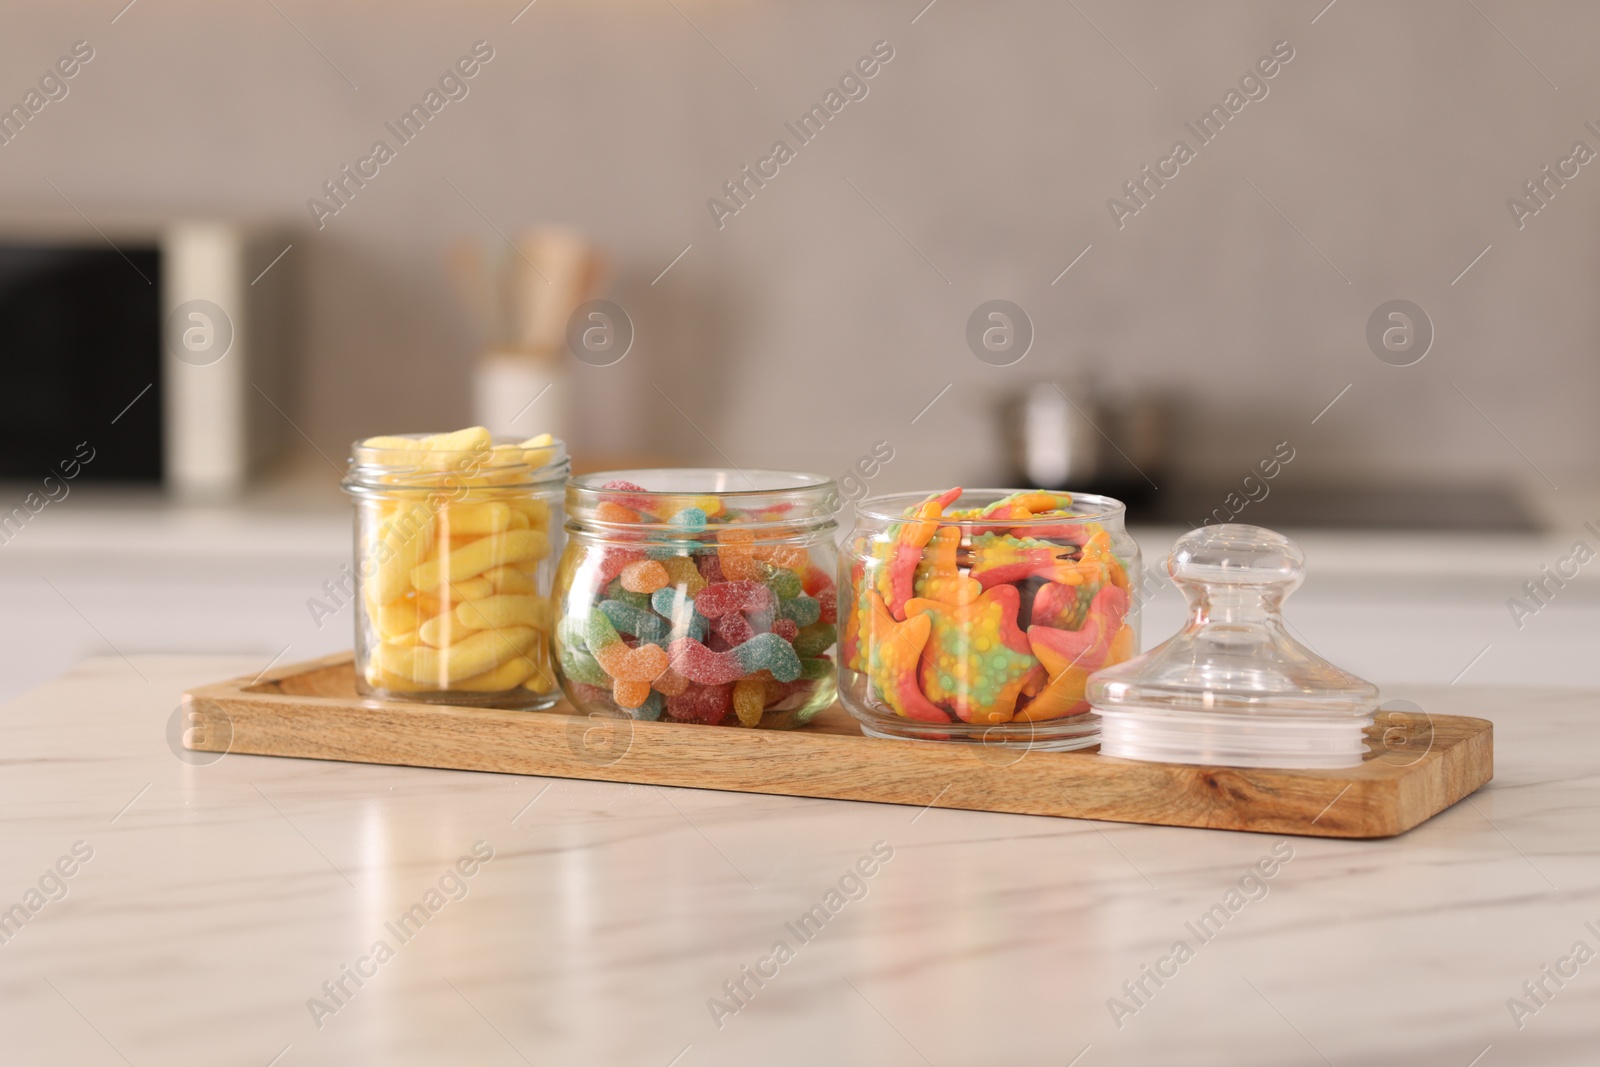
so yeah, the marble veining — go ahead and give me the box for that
[1,656,1598,1066]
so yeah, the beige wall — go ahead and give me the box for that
[1,0,1594,494]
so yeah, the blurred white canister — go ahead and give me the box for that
[473,350,570,444]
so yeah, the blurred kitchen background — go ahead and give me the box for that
[2,0,1598,701]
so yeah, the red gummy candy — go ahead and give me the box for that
[714,612,756,647]
[694,580,776,619]
[666,683,732,725]
[707,633,733,653]
[599,480,655,513]
[773,618,799,642]
[816,586,837,625]
[668,638,748,685]
[697,553,725,584]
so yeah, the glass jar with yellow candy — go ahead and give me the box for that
[838,489,1141,749]
[342,427,567,709]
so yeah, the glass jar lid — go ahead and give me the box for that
[1088,524,1379,768]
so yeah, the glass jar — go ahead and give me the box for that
[553,469,839,727]
[839,489,1141,749]
[343,430,568,709]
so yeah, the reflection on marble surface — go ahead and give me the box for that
[2,656,1598,1066]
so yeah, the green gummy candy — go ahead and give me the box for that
[766,567,803,600]
[556,616,589,652]
[799,657,836,682]
[733,632,801,683]
[599,599,668,645]
[606,579,652,611]
[585,608,622,652]
[561,646,610,686]
[793,622,836,659]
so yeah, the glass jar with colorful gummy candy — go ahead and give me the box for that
[838,489,1141,749]
[553,470,840,728]
[343,428,567,710]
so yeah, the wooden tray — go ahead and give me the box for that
[183,653,1493,839]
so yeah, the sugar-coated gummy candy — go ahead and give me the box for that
[694,580,776,619]
[561,646,610,687]
[599,479,654,512]
[595,546,648,586]
[555,475,836,723]
[620,559,669,594]
[735,632,802,682]
[595,640,669,683]
[765,568,802,601]
[713,611,755,647]
[698,553,725,584]
[777,595,821,627]
[652,667,691,696]
[605,579,653,611]
[801,565,835,597]
[585,608,623,652]
[793,622,836,659]
[598,600,669,646]
[666,682,733,725]
[661,556,706,596]
[669,633,802,685]
[595,501,640,524]
[799,656,834,681]
[612,678,653,708]
[732,677,766,727]
[817,586,837,624]
[557,615,588,650]
[716,529,764,581]
[669,507,708,531]
[650,586,710,643]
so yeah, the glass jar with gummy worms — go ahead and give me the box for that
[342,428,568,710]
[838,489,1141,749]
[552,469,840,728]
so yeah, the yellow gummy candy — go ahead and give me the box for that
[375,599,424,640]
[410,530,549,592]
[439,575,495,602]
[419,426,493,453]
[452,655,537,692]
[368,507,437,605]
[417,612,462,649]
[383,625,537,686]
[439,502,513,536]
[521,632,558,693]
[484,565,538,595]
[732,677,766,727]
[455,594,553,632]
[509,498,550,530]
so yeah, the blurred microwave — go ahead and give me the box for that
[0,218,295,495]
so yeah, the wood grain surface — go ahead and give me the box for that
[182,653,1493,839]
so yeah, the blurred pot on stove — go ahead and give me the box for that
[1003,380,1168,504]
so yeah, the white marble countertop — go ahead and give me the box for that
[2,655,1598,1066]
